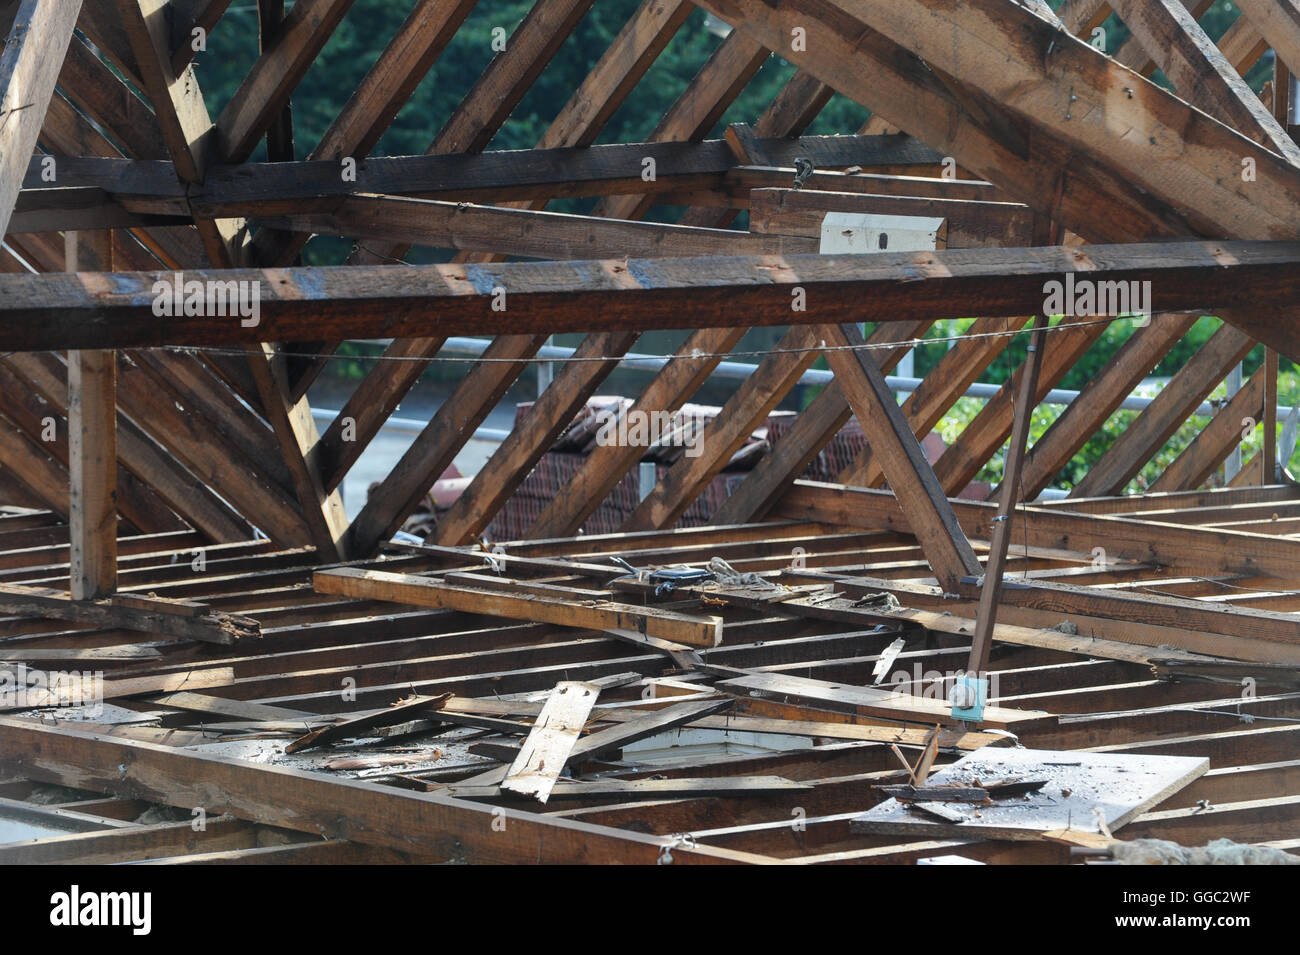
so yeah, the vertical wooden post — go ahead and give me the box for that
[66,230,117,600]
[1264,348,1279,482]
[966,212,1058,677]
[966,315,1047,677]
[1264,55,1289,485]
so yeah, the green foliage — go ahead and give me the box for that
[198,1,1285,493]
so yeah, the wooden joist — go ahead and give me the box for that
[821,322,980,591]
[0,0,84,238]
[6,240,1300,354]
[0,715,769,864]
[0,581,258,645]
[314,567,724,648]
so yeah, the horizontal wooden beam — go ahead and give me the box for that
[16,133,947,218]
[2,239,1299,352]
[253,193,815,260]
[0,715,770,864]
[776,480,1300,581]
[314,567,724,648]
[0,581,258,645]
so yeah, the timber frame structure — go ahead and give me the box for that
[0,0,1299,865]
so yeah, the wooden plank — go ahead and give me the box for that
[500,680,600,802]
[345,335,546,556]
[749,188,1034,249]
[9,239,1300,352]
[0,0,83,237]
[454,775,812,801]
[0,817,257,865]
[821,322,980,590]
[64,231,115,600]
[968,316,1047,674]
[0,581,258,645]
[435,331,642,545]
[1072,323,1256,497]
[314,567,724,648]
[1111,0,1300,162]
[713,670,1047,730]
[255,193,816,260]
[0,715,771,864]
[1017,314,1198,499]
[216,0,354,163]
[1150,364,1267,492]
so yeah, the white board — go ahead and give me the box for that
[851,747,1208,841]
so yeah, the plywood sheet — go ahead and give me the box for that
[851,747,1208,841]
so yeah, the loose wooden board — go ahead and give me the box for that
[850,748,1208,841]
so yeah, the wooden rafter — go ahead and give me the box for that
[0,0,83,237]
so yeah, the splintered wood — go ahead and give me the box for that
[501,681,601,803]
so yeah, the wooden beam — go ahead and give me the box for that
[817,0,1300,237]
[251,0,478,265]
[776,480,1300,582]
[345,334,546,556]
[255,193,816,260]
[1071,323,1256,497]
[820,322,980,591]
[589,28,770,223]
[528,327,747,539]
[434,331,642,545]
[215,0,355,163]
[1016,314,1198,499]
[314,567,724,648]
[932,318,1106,496]
[843,315,1028,490]
[0,715,769,864]
[64,230,114,600]
[1149,363,1267,492]
[748,188,1034,249]
[114,0,242,267]
[622,324,822,532]
[1110,0,1300,163]
[8,240,1300,353]
[246,345,349,561]
[968,316,1047,674]
[20,137,988,218]
[0,581,258,645]
[0,0,83,237]
[1234,0,1300,76]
